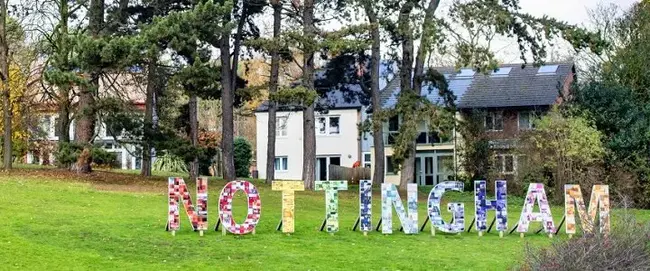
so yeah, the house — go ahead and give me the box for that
[255,90,369,181]
[373,62,576,185]
[26,72,147,170]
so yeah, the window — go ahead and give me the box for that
[387,116,399,144]
[53,117,61,137]
[518,111,535,130]
[274,156,288,171]
[316,116,340,135]
[494,154,516,174]
[386,156,396,175]
[276,117,288,137]
[363,153,371,168]
[485,111,503,131]
[41,116,51,137]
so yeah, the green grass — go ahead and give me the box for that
[0,173,647,270]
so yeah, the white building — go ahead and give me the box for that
[255,90,370,181]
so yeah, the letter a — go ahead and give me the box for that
[517,183,555,234]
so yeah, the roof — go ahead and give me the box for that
[379,62,575,109]
[256,62,396,112]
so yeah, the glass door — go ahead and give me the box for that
[424,157,435,185]
[436,155,454,184]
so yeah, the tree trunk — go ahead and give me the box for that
[265,0,282,184]
[0,0,10,169]
[220,28,236,181]
[398,2,415,188]
[189,94,199,181]
[302,0,316,190]
[57,94,71,144]
[141,61,157,176]
[73,0,104,173]
[364,1,385,185]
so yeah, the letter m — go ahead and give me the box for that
[564,184,610,235]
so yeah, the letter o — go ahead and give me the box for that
[218,181,262,235]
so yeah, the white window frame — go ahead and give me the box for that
[485,111,504,131]
[495,154,517,174]
[316,115,341,136]
[517,111,535,130]
[276,116,288,138]
[362,152,371,168]
[274,156,288,171]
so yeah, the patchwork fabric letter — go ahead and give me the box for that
[315,180,348,233]
[167,177,208,231]
[272,181,305,233]
[359,180,373,232]
[474,180,508,232]
[517,183,555,233]
[381,183,418,234]
[564,184,610,234]
[428,181,465,233]
[218,181,262,235]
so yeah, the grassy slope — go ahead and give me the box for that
[0,171,646,270]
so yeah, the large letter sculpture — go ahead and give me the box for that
[218,181,262,235]
[474,180,507,235]
[428,181,465,234]
[381,183,418,234]
[564,184,610,235]
[517,183,555,235]
[167,177,208,234]
[359,180,373,233]
[272,181,304,233]
[315,180,348,233]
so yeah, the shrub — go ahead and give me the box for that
[519,213,650,271]
[54,142,83,168]
[153,153,188,173]
[233,137,252,178]
[91,148,119,169]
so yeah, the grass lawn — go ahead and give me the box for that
[0,169,647,270]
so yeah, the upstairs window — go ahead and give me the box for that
[276,116,288,137]
[317,116,340,135]
[387,116,399,144]
[518,111,536,130]
[494,154,516,174]
[485,111,503,131]
[363,153,371,168]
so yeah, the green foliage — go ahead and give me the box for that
[54,142,119,169]
[457,110,492,181]
[152,153,188,173]
[518,108,605,198]
[233,137,252,178]
[91,148,119,169]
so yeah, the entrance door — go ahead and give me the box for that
[316,157,327,181]
[436,155,454,184]
[424,156,435,185]
[316,156,341,181]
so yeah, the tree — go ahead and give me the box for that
[220,0,266,182]
[233,136,252,177]
[71,0,104,173]
[265,0,282,184]
[0,0,11,169]
[519,108,605,199]
[376,0,605,189]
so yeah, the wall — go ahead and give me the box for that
[256,108,361,180]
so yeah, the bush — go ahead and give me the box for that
[153,153,188,173]
[234,137,252,178]
[91,148,119,169]
[519,213,650,271]
[55,142,119,169]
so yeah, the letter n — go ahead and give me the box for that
[167,177,208,232]
[381,183,418,234]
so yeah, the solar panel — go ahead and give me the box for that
[490,67,512,77]
[537,65,558,74]
[457,68,475,78]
